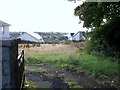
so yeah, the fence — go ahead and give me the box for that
[17,50,25,89]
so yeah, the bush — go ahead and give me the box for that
[86,19,120,60]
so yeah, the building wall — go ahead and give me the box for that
[17,33,39,42]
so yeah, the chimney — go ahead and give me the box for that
[0,20,10,40]
[2,26,10,39]
[70,33,74,36]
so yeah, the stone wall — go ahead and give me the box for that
[0,40,19,88]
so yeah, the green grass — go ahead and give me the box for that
[64,75,83,88]
[25,67,48,73]
[25,54,69,65]
[24,78,37,88]
[25,52,119,77]
[79,52,119,76]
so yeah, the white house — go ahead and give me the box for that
[0,20,10,40]
[17,32,44,42]
[72,31,89,41]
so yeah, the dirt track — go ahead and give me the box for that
[25,65,110,89]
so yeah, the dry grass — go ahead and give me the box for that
[19,43,79,56]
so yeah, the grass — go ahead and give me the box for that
[23,43,119,84]
[25,54,69,65]
[25,67,48,73]
[79,52,119,76]
[25,52,119,77]
[24,78,37,88]
[22,43,120,88]
[64,75,83,88]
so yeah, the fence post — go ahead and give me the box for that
[17,49,25,89]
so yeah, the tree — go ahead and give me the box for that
[74,2,120,58]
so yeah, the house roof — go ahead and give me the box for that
[26,32,43,40]
[72,31,89,40]
[10,32,44,42]
[0,20,11,27]
[72,31,85,37]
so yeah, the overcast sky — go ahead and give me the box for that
[0,0,87,33]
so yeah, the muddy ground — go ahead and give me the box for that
[24,65,116,89]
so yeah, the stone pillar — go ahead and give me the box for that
[1,40,19,88]
[2,26,9,39]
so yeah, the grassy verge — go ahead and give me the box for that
[79,52,119,77]
[25,52,119,77]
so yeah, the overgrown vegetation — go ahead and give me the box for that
[74,2,120,59]
[23,43,119,88]
[25,52,119,77]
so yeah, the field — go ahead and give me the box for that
[19,43,78,55]
[19,43,119,88]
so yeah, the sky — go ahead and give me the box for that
[0,0,87,33]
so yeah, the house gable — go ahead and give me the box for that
[72,31,88,41]
[17,33,40,42]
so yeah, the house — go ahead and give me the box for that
[0,20,10,40]
[10,32,44,42]
[72,31,89,41]
[65,33,74,41]
[16,32,44,42]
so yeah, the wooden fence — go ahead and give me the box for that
[17,50,25,89]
